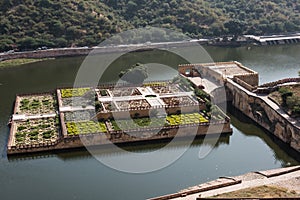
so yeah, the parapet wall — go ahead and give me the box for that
[259,78,300,88]
[179,62,259,87]
[233,73,259,87]
[233,76,257,91]
[234,61,258,74]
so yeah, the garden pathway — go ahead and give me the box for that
[12,113,56,121]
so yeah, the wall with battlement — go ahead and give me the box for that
[259,78,300,88]
[233,74,259,87]
[233,77,257,91]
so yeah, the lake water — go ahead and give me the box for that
[0,44,299,200]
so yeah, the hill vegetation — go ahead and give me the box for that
[0,0,299,51]
[269,85,300,118]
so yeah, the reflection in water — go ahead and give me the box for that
[228,105,300,164]
[8,134,231,162]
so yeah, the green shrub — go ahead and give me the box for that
[16,137,25,142]
[100,90,108,96]
[30,135,38,140]
[43,130,54,135]
[194,88,210,100]
[17,126,27,131]
[29,131,39,136]
[15,132,25,137]
[43,133,52,139]
[40,124,50,128]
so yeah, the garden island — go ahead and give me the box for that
[7,61,300,155]
[7,68,232,155]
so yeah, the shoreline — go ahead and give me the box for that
[0,58,54,68]
[1,36,300,63]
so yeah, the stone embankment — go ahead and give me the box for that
[148,166,300,200]
[0,40,204,61]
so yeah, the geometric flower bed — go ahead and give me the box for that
[150,84,181,94]
[66,121,107,135]
[116,99,151,110]
[165,112,209,126]
[111,88,141,97]
[17,95,55,115]
[110,117,166,131]
[61,96,94,107]
[14,117,59,146]
[61,87,91,98]
[162,96,196,106]
[143,82,167,87]
[109,112,209,131]
[64,111,94,122]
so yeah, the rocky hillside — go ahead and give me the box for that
[0,0,299,51]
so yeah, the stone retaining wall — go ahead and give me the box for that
[7,121,232,155]
[226,79,300,152]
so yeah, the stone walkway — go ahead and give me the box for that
[12,113,56,121]
[197,166,300,199]
[148,166,300,200]
[59,106,95,112]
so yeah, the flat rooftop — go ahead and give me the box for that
[205,63,252,77]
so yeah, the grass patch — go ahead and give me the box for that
[61,88,91,98]
[111,117,165,131]
[0,58,51,68]
[110,112,209,131]
[66,121,107,135]
[213,185,299,198]
[166,113,209,126]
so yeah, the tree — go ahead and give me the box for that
[0,0,12,12]
[0,38,14,51]
[224,19,246,35]
[54,38,68,47]
[49,20,65,37]
[17,37,37,50]
[119,63,148,84]
[278,87,293,107]
[127,1,137,12]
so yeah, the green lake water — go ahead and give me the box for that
[0,44,299,200]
